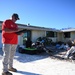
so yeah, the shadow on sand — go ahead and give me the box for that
[0,48,49,63]
[14,50,50,63]
[0,47,71,63]
[17,70,41,75]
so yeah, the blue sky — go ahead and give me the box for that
[0,0,75,29]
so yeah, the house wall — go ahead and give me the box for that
[58,31,75,43]
[71,32,75,40]
[58,32,71,42]
[1,20,75,46]
[61,33,65,42]
[18,35,23,45]
[32,30,45,42]
[57,32,62,41]
[32,30,59,43]
[18,30,59,45]
[17,30,46,45]
[10,31,75,45]
[64,32,75,42]
[47,32,60,42]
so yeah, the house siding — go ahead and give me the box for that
[71,32,75,40]
[18,35,23,45]
[32,30,45,42]
[1,21,75,46]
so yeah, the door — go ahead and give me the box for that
[23,30,31,45]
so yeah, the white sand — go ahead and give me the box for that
[0,50,75,75]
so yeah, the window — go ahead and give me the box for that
[64,32,70,38]
[46,31,57,37]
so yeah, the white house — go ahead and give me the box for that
[0,21,75,48]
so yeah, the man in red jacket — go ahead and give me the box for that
[2,13,20,75]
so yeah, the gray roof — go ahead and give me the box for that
[61,28,75,32]
[0,21,60,32]
[1,21,75,32]
[18,23,60,32]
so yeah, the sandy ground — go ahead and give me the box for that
[0,48,75,75]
